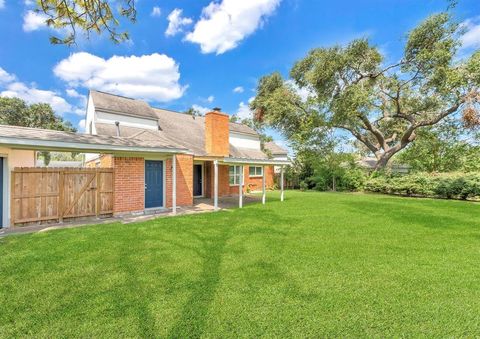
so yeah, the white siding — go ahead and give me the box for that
[85,94,96,134]
[96,111,158,130]
[229,132,261,150]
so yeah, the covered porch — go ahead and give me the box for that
[194,156,290,211]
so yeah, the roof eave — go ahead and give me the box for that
[0,136,191,155]
[222,157,290,166]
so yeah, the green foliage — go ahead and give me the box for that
[37,0,136,45]
[185,107,203,118]
[397,118,480,173]
[0,97,75,132]
[365,172,480,200]
[251,12,480,170]
[306,153,366,192]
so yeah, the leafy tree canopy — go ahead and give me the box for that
[0,97,75,131]
[251,12,480,170]
[397,118,480,172]
[36,0,136,45]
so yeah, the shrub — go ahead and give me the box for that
[299,181,309,191]
[365,172,480,200]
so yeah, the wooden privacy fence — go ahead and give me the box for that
[11,168,114,226]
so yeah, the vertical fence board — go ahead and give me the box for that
[11,168,114,226]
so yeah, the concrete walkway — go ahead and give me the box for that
[0,195,261,237]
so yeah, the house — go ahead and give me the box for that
[357,157,411,174]
[0,90,289,228]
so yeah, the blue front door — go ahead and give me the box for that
[0,158,3,228]
[145,160,164,208]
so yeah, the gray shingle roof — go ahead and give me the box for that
[229,145,269,160]
[90,91,286,160]
[90,90,158,120]
[0,124,186,151]
[264,141,288,155]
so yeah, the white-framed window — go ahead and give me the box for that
[249,166,263,177]
[229,166,244,186]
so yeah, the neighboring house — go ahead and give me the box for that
[0,90,289,228]
[357,157,411,174]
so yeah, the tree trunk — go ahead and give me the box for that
[374,153,394,171]
[332,176,336,191]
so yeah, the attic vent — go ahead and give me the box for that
[115,121,120,137]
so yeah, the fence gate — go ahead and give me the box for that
[11,168,114,226]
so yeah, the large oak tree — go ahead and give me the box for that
[250,13,480,170]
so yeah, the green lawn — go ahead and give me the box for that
[1,191,480,337]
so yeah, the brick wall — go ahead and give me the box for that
[166,154,194,207]
[113,157,144,214]
[204,161,275,197]
[244,165,275,191]
[205,111,230,156]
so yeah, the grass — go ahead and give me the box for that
[1,191,480,337]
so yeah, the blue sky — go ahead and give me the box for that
[0,0,479,146]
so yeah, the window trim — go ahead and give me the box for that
[229,165,244,186]
[249,166,263,178]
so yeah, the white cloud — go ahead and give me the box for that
[207,95,214,103]
[78,119,86,131]
[285,79,313,101]
[461,17,480,49]
[0,0,5,9]
[151,6,161,17]
[235,97,255,120]
[185,0,281,54]
[1,82,73,114]
[165,8,193,37]
[66,88,82,98]
[192,104,211,115]
[0,66,82,116]
[54,52,187,102]
[233,86,244,93]
[0,67,15,83]
[23,10,48,32]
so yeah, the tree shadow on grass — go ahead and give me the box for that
[165,224,233,339]
[117,240,159,338]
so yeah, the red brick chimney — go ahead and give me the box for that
[205,108,229,156]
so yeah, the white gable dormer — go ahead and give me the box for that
[85,90,158,135]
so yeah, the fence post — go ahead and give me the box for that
[96,170,100,218]
[58,170,64,223]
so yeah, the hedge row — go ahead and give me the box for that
[364,172,480,200]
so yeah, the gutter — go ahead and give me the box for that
[0,136,192,155]
[223,157,291,166]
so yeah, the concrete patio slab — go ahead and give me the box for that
[0,195,262,237]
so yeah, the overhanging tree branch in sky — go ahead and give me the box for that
[37,0,136,45]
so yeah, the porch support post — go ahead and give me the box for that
[172,155,177,214]
[280,165,284,202]
[239,165,243,208]
[214,160,219,211]
[262,165,266,205]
